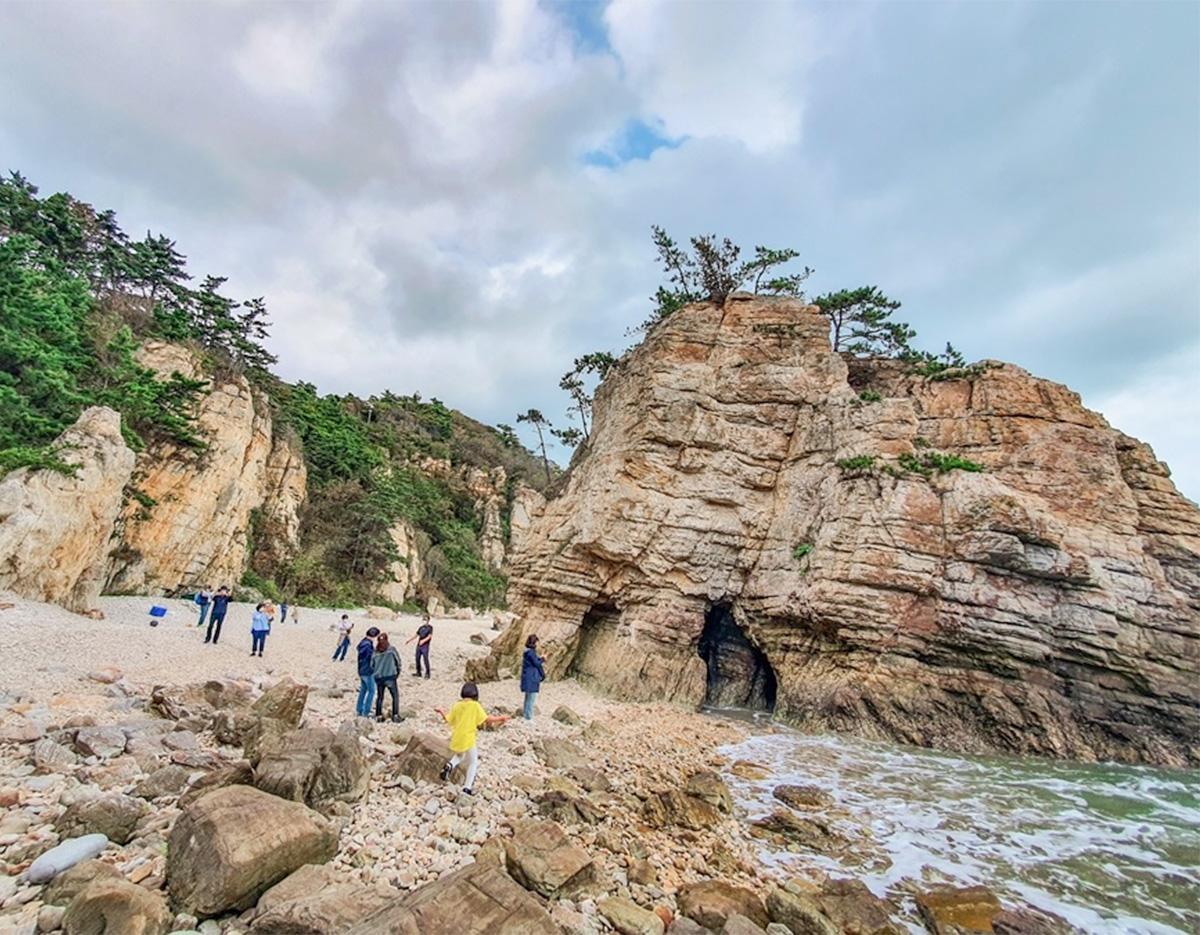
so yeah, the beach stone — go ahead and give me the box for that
[643,789,722,830]
[135,765,192,800]
[345,862,559,934]
[551,705,582,726]
[666,920,711,935]
[504,819,597,899]
[55,793,146,845]
[729,761,770,781]
[802,878,900,933]
[537,787,605,826]
[766,926,791,935]
[772,785,833,810]
[251,678,308,729]
[166,785,339,917]
[253,724,368,808]
[248,863,391,933]
[84,755,143,788]
[210,709,257,746]
[392,733,465,784]
[677,881,768,931]
[173,913,199,931]
[750,810,848,854]
[25,837,111,886]
[915,885,1002,934]
[202,679,253,710]
[469,632,488,645]
[723,915,768,935]
[568,766,612,792]
[87,667,123,685]
[597,896,665,935]
[162,731,199,752]
[765,887,838,935]
[0,717,45,742]
[178,760,254,808]
[684,770,732,814]
[37,904,66,932]
[74,727,126,759]
[242,716,290,763]
[533,738,588,770]
[32,738,79,771]
[629,859,656,886]
[62,878,171,935]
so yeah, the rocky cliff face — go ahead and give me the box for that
[379,520,426,605]
[0,408,136,612]
[483,295,1200,767]
[103,343,305,594]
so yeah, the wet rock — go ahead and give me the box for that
[166,785,339,917]
[915,886,1002,934]
[61,877,171,935]
[248,863,391,933]
[32,738,79,771]
[723,915,768,935]
[750,810,849,854]
[765,887,838,935]
[73,727,126,759]
[684,770,732,814]
[533,738,589,770]
[251,678,308,729]
[55,793,146,845]
[677,881,768,932]
[346,861,559,934]
[24,837,111,886]
[597,895,665,935]
[772,784,834,810]
[504,819,598,899]
[134,765,192,800]
[177,760,254,809]
[552,705,583,726]
[391,733,465,785]
[799,878,901,934]
[253,724,368,809]
[993,906,1082,935]
[729,761,770,781]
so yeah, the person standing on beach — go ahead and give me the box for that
[251,602,272,657]
[371,632,401,722]
[205,586,231,645]
[333,614,353,661]
[520,634,546,720]
[356,626,380,717]
[280,600,289,624]
[407,613,433,678]
[194,587,211,628]
[436,682,508,796]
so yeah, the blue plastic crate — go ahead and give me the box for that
[149,605,168,618]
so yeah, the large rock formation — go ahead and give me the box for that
[0,407,135,612]
[379,520,425,605]
[484,295,1200,767]
[105,342,305,594]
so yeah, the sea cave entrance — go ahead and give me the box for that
[697,604,777,713]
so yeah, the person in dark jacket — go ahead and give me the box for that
[371,632,402,722]
[356,627,380,717]
[194,587,211,628]
[204,586,231,645]
[520,634,546,720]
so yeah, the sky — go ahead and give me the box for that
[1,0,1197,499]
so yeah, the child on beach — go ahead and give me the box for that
[436,682,508,795]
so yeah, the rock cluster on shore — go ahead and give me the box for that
[0,664,1077,935]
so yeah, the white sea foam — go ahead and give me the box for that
[718,730,1200,934]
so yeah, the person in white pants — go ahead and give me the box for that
[436,682,508,795]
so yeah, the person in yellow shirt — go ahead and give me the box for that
[436,682,508,795]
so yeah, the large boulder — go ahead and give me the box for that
[61,878,171,935]
[166,785,339,917]
[503,819,597,899]
[533,737,589,770]
[916,885,1002,934]
[249,864,391,934]
[203,678,254,709]
[684,770,732,814]
[345,862,559,934]
[251,678,308,728]
[55,793,147,845]
[677,881,769,931]
[134,765,192,800]
[597,896,666,935]
[41,860,122,906]
[765,887,839,935]
[642,789,723,831]
[392,732,465,784]
[178,759,254,808]
[0,407,135,612]
[253,724,369,808]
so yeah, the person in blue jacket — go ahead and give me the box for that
[520,634,546,720]
[355,626,381,717]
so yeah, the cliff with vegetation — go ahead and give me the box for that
[478,293,1200,767]
[0,173,546,612]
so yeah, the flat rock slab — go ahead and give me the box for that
[678,881,769,931]
[248,863,391,934]
[74,727,127,759]
[503,819,597,899]
[345,862,559,934]
[62,878,172,935]
[167,784,338,917]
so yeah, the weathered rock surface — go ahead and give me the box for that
[166,785,339,917]
[379,520,426,605]
[503,819,597,898]
[55,793,146,845]
[61,878,172,935]
[486,295,1200,766]
[391,732,466,784]
[253,724,369,808]
[41,860,122,905]
[916,885,1002,934]
[345,861,559,934]
[249,863,390,934]
[252,677,308,729]
[104,341,304,595]
[0,407,135,612]
[677,880,769,931]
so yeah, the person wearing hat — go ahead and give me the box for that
[356,626,381,717]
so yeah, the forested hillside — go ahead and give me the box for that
[0,172,548,609]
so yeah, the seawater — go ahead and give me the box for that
[717,727,1200,934]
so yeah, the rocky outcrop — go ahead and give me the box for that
[464,466,508,571]
[486,295,1200,767]
[379,520,425,605]
[510,483,547,554]
[0,407,135,612]
[105,342,304,594]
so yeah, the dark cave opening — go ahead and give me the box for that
[697,603,777,712]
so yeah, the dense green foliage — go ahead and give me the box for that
[835,454,878,473]
[812,286,915,357]
[898,450,985,475]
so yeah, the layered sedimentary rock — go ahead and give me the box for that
[464,466,508,572]
[0,407,136,612]
[484,295,1200,767]
[379,520,426,605]
[105,342,304,594]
